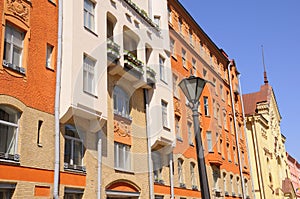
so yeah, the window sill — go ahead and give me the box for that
[84,26,98,37]
[0,158,20,166]
[160,79,168,85]
[114,112,132,122]
[176,136,183,142]
[189,142,194,147]
[171,54,177,61]
[46,66,55,72]
[115,168,134,174]
[83,90,98,98]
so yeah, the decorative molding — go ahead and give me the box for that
[114,120,131,137]
[6,0,30,22]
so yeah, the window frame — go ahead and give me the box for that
[113,86,131,120]
[203,96,209,116]
[161,100,169,129]
[159,55,166,83]
[46,43,54,69]
[83,0,95,32]
[0,105,20,162]
[83,54,96,95]
[181,48,187,69]
[114,142,131,171]
[206,131,212,152]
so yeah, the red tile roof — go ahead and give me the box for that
[242,84,271,115]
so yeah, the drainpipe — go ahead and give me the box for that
[144,89,154,199]
[169,153,174,199]
[53,0,63,197]
[227,62,246,199]
[238,76,256,199]
[97,137,102,199]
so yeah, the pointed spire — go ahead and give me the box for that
[261,45,269,84]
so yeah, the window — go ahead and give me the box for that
[242,151,246,168]
[245,179,249,196]
[206,131,212,152]
[237,177,240,195]
[154,16,161,27]
[204,97,209,116]
[227,143,231,161]
[203,68,207,78]
[64,125,85,171]
[0,184,15,199]
[161,101,168,128]
[113,86,130,119]
[83,55,95,95]
[223,173,227,192]
[230,175,234,194]
[189,31,193,45]
[3,25,24,72]
[114,142,131,171]
[178,159,184,184]
[64,188,83,199]
[213,78,217,95]
[192,58,196,74]
[84,0,95,31]
[213,99,216,118]
[46,44,54,69]
[170,38,175,56]
[223,111,227,130]
[190,163,196,187]
[155,196,164,199]
[220,85,224,100]
[172,74,179,97]
[175,115,181,140]
[168,7,172,23]
[233,146,237,164]
[182,49,186,68]
[178,19,182,34]
[217,136,221,154]
[217,105,220,126]
[188,122,193,145]
[159,55,166,82]
[199,43,204,56]
[152,151,162,182]
[0,105,20,161]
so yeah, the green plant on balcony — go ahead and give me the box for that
[107,38,120,61]
[124,50,144,75]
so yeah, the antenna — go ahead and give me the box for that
[261,45,268,84]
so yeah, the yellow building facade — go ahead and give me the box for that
[243,77,295,199]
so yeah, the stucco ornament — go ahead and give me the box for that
[6,0,29,22]
[114,120,131,137]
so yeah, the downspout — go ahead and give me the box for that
[144,89,154,199]
[169,153,174,199]
[227,62,246,199]
[239,76,256,199]
[97,137,102,199]
[53,0,63,197]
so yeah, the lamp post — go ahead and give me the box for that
[179,75,211,199]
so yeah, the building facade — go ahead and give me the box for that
[153,0,253,199]
[287,153,300,198]
[0,0,58,198]
[60,0,174,198]
[243,75,295,199]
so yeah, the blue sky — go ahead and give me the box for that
[179,0,300,161]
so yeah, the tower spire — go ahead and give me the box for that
[261,45,268,84]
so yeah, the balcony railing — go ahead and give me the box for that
[107,39,121,62]
[146,66,156,84]
[124,50,144,75]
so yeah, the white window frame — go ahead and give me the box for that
[152,151,162,182]
[188,122,193,145]
[172,74,179,98]
[178,159,184,184]
[0,105,20,161]
[114,142,131,171]
[113,86,131,119]
[223,173,227,192]
[190,162,196,186]
[161,100,168,128]
[46,44,54,69]
[204,96,209,116]
[3,25,24,69]
[159,55,166,83]
[192,58,196,75]
[84,0,95,31]
[182,49,187,68]
[207,131,212,152]
[83,54,96,95]
[64,125,84,170]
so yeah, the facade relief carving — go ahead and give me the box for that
[114,120,131,137]
[6,0,30,23]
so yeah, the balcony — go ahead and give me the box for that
[107,39,120,64]
[207,153,223,166]
[124,50,144,76]
[146,66,156,84]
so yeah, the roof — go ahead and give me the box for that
[242,84,271,115]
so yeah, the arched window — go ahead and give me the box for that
[113,86,130,119]
[190,162,196,188]
[178,158,184,186]
[0,105,20,161]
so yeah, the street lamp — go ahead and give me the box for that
[179,75,211,199]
